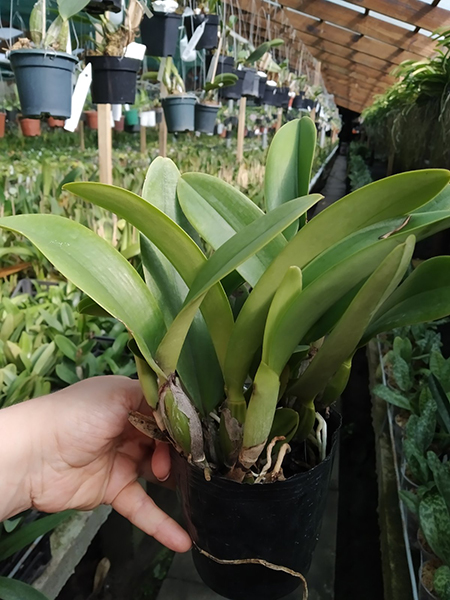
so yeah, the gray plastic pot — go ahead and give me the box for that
[195,104,219,134]
[162,95,196,132]
[9,49,77,119]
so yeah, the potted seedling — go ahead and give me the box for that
[292,75,308,110]
[195,72,237,134]
[184,0,219,51]
[8,0,84,119]
[4,117,450,599]
[141,0,182,57]
[160,57,196,132]
[86,0,144,105]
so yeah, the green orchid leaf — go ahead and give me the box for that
[268,407,300,449]
[0,577,49,600]
[177,174,310,287]
[77,297,111,317]
[429,374,450,435]
[224,169,450,404]
[0,511,74,561]
[139,160,223,413]
[265,117,317,239]
[290,237,415,404]
[64,171,233,371]
[0,215,165,375]
[362,256,450,343]
[156,195,320,375]
[57,0,90,19]
[419,492,450,564]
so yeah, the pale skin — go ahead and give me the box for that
[0,375,192,553]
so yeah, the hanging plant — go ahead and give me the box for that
[196,72,238,133]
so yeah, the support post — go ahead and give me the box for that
[237,96,246,162]
[97,104,113,185]
[78,120,85,151]
[276,106,283,132]
[140,124,147,154]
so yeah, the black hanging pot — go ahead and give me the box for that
[242,67,258,97]
[9,49,77,119]
[141,12,181,57]
[215,55,234,75]
[257,73,267,100]
[162,95,196,132]
[184,14,219,50]
[87,56,141,104]
[262,83,278,106]
[84,0,121,14]
[220,69,245,100]
[279,87,290,109]
[304,99,315,111]
[195,103,219,134]
[173,410,341,600]
[292,92,305,109]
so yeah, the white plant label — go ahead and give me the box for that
[181,20,205,61]
[124,42,146,61]
[112,104,122,121]
[64,63,92,133]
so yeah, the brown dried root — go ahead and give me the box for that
[267,443,291,482]
[11,38,33,50]
[128,410,167,442]
[193,542,308,600]
[254,436,285,484]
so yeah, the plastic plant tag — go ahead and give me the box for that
[124,42,146,61]
[181,20,205,61]
[152,0,178,13]
[64,63,92,133]
[112,104,122,121]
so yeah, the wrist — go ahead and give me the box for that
[0,400,42,520]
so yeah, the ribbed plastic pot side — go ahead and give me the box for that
[172,411,341,600]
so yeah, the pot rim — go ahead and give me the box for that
[9,48,78,63]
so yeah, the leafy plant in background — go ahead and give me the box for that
[3,116,450,486]
[348,142,373,191]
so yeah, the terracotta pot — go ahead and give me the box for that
[47,116,65,127]
[20,118,41,137]
[85,110,98,130]
[114,116,125,132]
[0,112,5,138]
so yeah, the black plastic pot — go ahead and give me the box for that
[141,12,181,57]
[85,0,121,14]
[257,74,267,99]
[184,14,219,50]
[87,56,141,105]
[9,50,77,119]
[276,87,289,108]
[304,99,315,110]
[220,69,245,100]
[242,67,258,97]
[262,84,278,106]
[216,55,234,75]
[292,92,305,109]
[195,103,219,133]
[173,410,341,600]
[162,95,196,132]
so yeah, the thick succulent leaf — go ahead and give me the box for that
[290,238,414,404]
[419,492,450,564]
[178,174,304,286]
[0,511,73,561]
[0,216,165,374]
[64,178,233,370]
[362,256,450,343]
[224,170,450,401]
[156,195,318,375]
[264,117,317,239]
[0,577,49,600]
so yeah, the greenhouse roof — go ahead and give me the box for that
[241,0,447,112]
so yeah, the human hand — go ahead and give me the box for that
[0,376,191,553]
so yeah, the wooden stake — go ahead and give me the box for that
[78,120,85,151]
[237,96,247,162]
[276,107,283,132]
[140,124,146,154]
[97,104,113,185]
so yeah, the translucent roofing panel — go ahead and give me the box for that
[325,0,366,14]
[437,0,450,8]
[418,28,434,36]
[368,10,416,31]
[417,0,435,4]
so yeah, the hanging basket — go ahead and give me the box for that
[173,411,341,600]
[219,70,245,101]
[262,84,278,106]
[9,49,77,119]
[162,95,196,132]
[184,14,219,50]
[141,12,181,57]
[292,92,305,109]
[195,103,219,134]
[87,56,141,105]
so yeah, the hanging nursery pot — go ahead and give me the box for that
[84,0,121,15]
[195,103,219,134]
[87,56,141,105]
[19,117,41,137]
[242,67,258,97]
[0,113,5,138]
[220,69,245,100]
[184,14,219,50]
[9,50,77,119]
[256,73,267,100]
[141,12,181,57]
[292,92,305,109]
[262,83,278,106]
[162,95,196,132]
[173,410,341,600]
